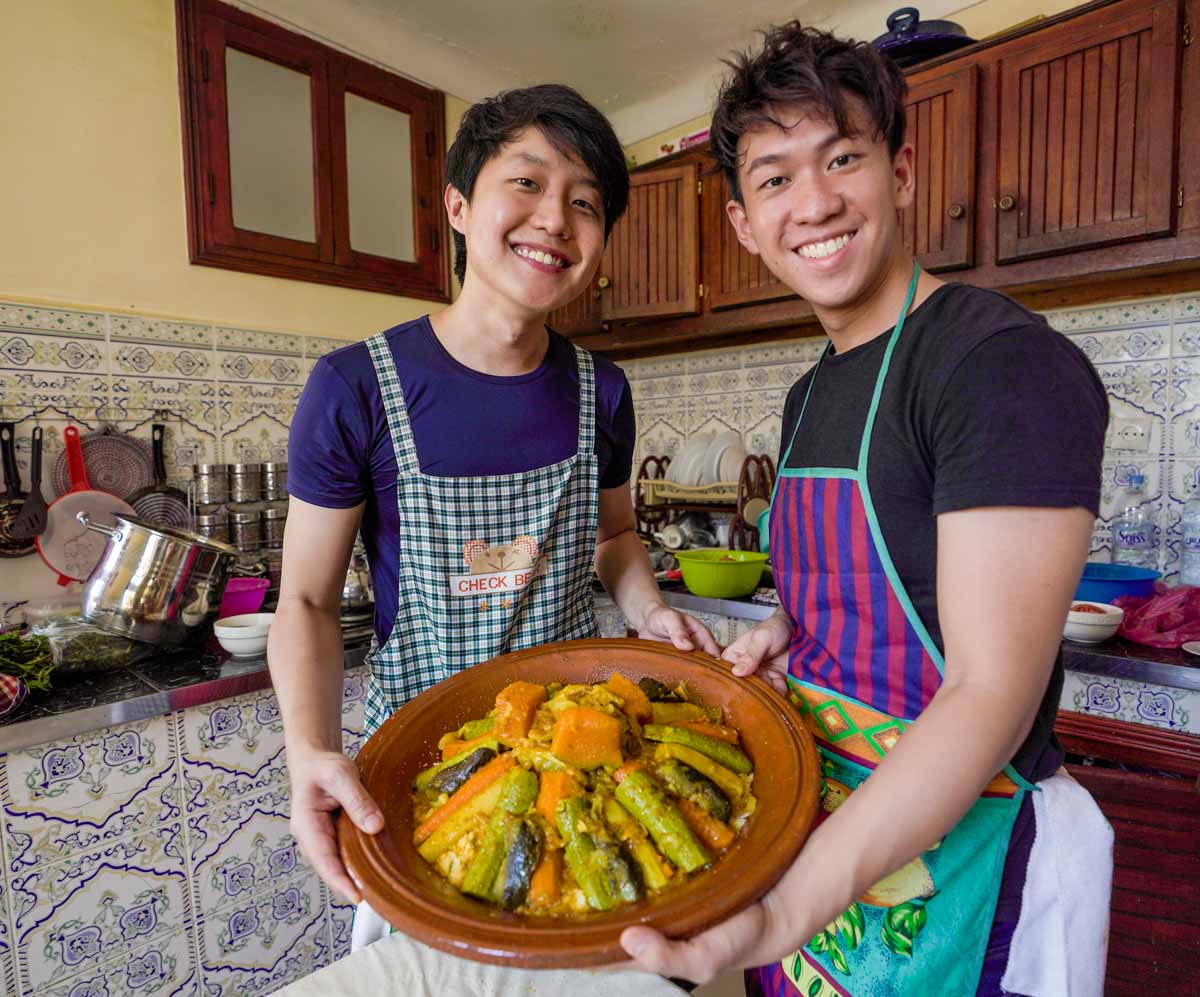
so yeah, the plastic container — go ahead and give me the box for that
[30,614,155,673]
[217,577,270,620]
[1182,493,1200,585]
[674,549,769,598]
[1074,562,1160,603]
[1112,473,1156,569]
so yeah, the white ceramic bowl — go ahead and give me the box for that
[1062,601,1123,644]
[213,612,274,658]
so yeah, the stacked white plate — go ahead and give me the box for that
[668,431,747,486]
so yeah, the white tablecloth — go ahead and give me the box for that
[274,930,689,997]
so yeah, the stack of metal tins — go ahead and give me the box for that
[191,462,289,610]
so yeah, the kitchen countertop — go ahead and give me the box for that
[0,639,370,753]
[3,593,1196,754]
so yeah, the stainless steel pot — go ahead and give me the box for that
[76,511,238,647]
[193,463,230,505]
[229,463,262,503]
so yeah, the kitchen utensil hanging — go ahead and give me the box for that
[37,426,136,585]
[0,422,34,558]
[9,427,48,540]
[127,424,192,529]
[51,424,152,500]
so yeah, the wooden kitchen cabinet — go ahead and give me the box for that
[598,162,701,322]
[701,167,792,309]
[902,64,978,271]
[994,0,1181,263]
[547,276,603,337]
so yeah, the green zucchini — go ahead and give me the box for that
[643,724,753,775]
[601,794,673,891]
[461,814,510,901]
[498,767,539,816]
[614,769,711,874]
[456,716,496,740]
[556,797,617,911]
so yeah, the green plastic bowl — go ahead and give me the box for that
[674,548,769,598]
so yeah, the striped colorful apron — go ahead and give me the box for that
[751,264,1035,997]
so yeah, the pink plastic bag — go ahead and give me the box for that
[1113,583,1200,647]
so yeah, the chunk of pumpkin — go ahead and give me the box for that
[438,730,498,762]
[550,706,624,769]
[493,681,548,743]
[535,769,582,826]
[605,672,652,723]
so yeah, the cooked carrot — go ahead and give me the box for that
[551,707,624,769]
[413,754,516,845]
[438,730,498,762]
[493,681,548,742]
[676,797,736,851]
[605,672,652,723]
[528,846,563,906]
[613,760,645,784]
[672,720,741,745]
[535,769,581,825]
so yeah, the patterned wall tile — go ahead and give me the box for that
[111,341,213,381]
[0,828,13,997]
[1044,297,1172,334]
[0,717,180,874]
[0,303,106,338]
[195,872,327,996]
[187,786,312,920]
[10,821,191,994]
[340,668,367,760]
[214,328,305,357]
[328,899,354,964]
[1061,669,1197,734]
[176,691,286,815]
[110,315,213,349]
[302,336,347,359]
[36,928,199,997]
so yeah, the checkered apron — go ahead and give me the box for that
[360,333,600,739]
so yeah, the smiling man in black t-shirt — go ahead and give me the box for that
[621,23,1113,997]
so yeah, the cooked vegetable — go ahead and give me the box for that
[513,745,581,775]
[656,758,732,821]
[462,814,510,901]
[0,632,53,691]
[416,777,507,862]
[605,671,652,722]
[637,677,683,702]
[612,760,645,784]
[551,706,624,770]
[528,845,563,907]
[597,837,643,903]
[500,818,542,910]
[557,797,617,910]
[672,720,740,745]
[676,798,736,851]
[614,768,711,874]
[644,724,753,775]
[649,701,707,724]
[653,743,746,802]
[413,754,516,846]
[494,681,548,742]
[456,716,496,740]
[601,793,673,890]
[438,730,500,762]
[421,745,498,795]
[497,766,539,816]
[536,770,581,827]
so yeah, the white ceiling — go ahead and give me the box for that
[240,0,966,143]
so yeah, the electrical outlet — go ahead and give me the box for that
[1110,416,1153,451]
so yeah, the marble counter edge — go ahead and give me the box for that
[0,645,369,754]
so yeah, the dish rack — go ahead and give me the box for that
[635,453,775,551]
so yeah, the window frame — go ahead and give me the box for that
[176,0,450,301]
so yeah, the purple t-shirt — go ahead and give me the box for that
[288,317,635,642]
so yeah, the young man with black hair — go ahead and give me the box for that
[270,84,717,953]
[621,25,1113,997]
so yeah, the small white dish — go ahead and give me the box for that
[214,612,274,658]
[1062,601,1123,644]
[1182,641,1200,657]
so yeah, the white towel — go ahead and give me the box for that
[1001,768,1113,997]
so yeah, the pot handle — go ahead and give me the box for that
[887,7,920,34]
[76,509,122,539]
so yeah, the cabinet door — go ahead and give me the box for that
[995,0,1180,263]
[598,163,700,321]
[902,64,978,272]
[702,168,792,309]
[546,278,603,338]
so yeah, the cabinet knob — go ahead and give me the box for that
[947,203,965,220]
[998,194,1016,212]
[597,276,611,289]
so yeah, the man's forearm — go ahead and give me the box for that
[594,527,664,631]
[267,595,347,755]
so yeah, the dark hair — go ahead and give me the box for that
[711,22,908,202]
[445,84,630,284]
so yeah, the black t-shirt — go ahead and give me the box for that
[779,283,1108,781]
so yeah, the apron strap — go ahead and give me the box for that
[573,345,596,457]
[366,332,422,475]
